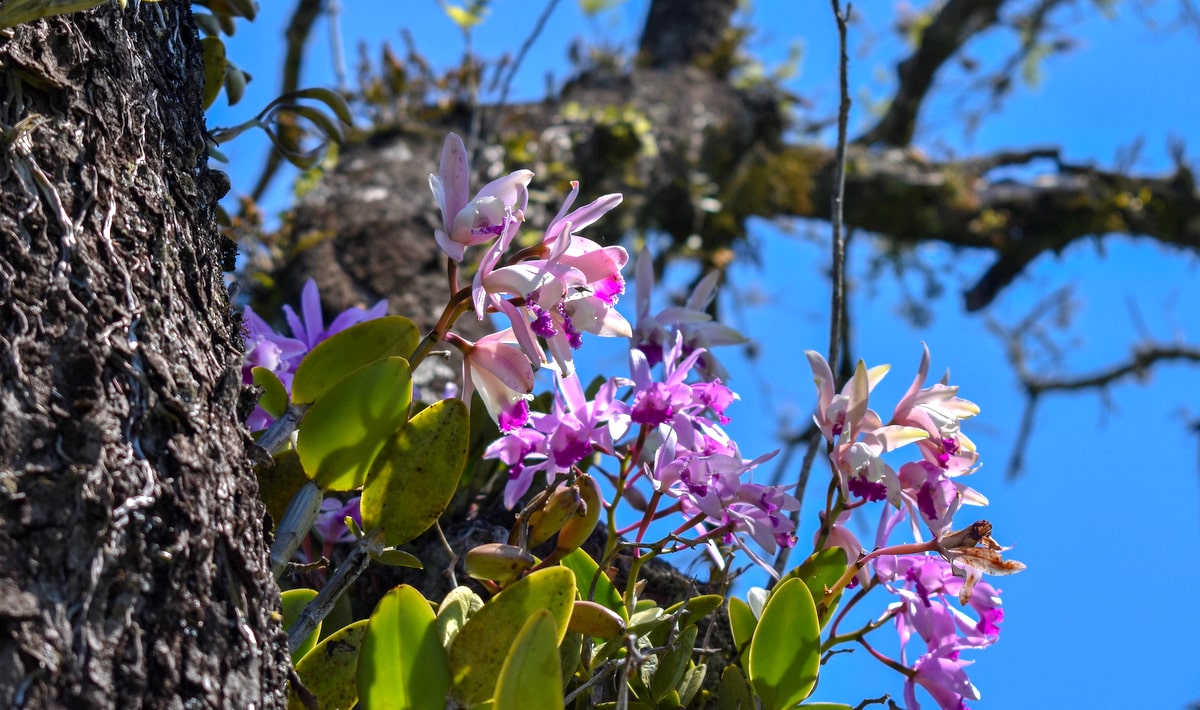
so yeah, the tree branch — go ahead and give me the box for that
[774,143,1200,311]
[858,0,1005,147]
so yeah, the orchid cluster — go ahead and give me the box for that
[429,133,628,432]
[243,132,1023,710]
[803,347,1025,709]
[423,130,799,563]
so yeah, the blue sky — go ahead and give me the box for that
[211,2,1200,707]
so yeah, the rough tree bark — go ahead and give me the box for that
[0,4,288,707]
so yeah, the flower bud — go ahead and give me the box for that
[528,484,584,548]
[567,600,625,639]
[553,474,602,557]
[464,543,535,583]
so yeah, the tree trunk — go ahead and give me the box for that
[0,4,288,707]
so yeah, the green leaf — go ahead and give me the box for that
[559,631,583,688]
[679,662,706,707]
[375,548,423,568]
[276,87,354,126]
[358,585,450,710]
[448,567,576,706]
[560,548,627,620]
[747,578,821,710]
[281,588,321,663]
[650,624,697,702]
[727,596,757,656]
[200,37,227,110]
[291,317,420,405]
[251,366,289,418]
[783,547,848,629]
[361,398,468,546]
[493,610,563,710]
[289,619,368,710]
[0,0,105,29]
[663,594,725,628]
[625,605,669,638]
[718,665,754,710]
[296,357,412,491]
[437,586,484,650]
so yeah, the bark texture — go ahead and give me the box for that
[0,4,288,707]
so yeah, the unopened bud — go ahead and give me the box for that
[464,543,535,583]
[567,600,626,639]
[553,474,602,558]
[528,485,584,547]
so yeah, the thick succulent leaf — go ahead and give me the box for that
[374,548,423,569]
[281,588,320,663]
[727,596,757,657]
[251,366,289,418]
[718,665,754,710]
[200,37,227,109]
[650,624,697,702]
[493,610,563,710]
[747,578,821,710]
[288,620,368,710]
[296,357,412,491]
[783,547,848,629]
[448,567,576,706]
[663,594,724,628]
[679,662,707,707]
[291,317,419,404]
[436,586,485,650]
[361,398,468,546]
[560,548,626,620]
[358,585,449,710]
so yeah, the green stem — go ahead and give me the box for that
[818,539,938,616]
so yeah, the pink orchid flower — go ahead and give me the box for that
[428,133,532,261]
[462,330,535,432]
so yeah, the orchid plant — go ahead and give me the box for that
[244,132,1024,709]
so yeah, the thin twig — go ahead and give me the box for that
[434,520,460,589]
[249,0,322,202]
[772,429,821,577]
[327,0,348,92]
[773,0,852,580]
[476,0,562,161]
[827,0,851,374]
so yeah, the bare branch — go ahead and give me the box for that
[858,0,1005,147]
[774,0,851,579]
[794,145,1200,311]
[249,0,324,202]
[481,0,563,150]
[993,293,1200,478]
[1024,344,1200,395]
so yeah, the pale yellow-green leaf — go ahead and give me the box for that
[289,620,368,710]
[200,37,227,110]
[493,611,562,710]
[358,585,449,710]
[0,0,105,29]
[448,567,575,706]
[444,3,485,29]
[281,588,321,663]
